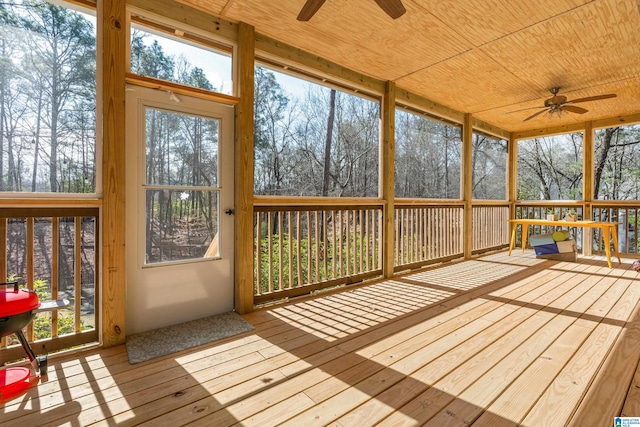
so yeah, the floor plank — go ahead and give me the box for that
[1,252,639,427]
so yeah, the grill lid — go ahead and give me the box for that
[0,289,40,318]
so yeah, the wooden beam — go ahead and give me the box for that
[472,117,511,140]
[0,201,100,210]
[463,113,473,259]
[381,81,395,279]
[583,122,594,203]
[234,22,255,314]
[395,87,464,124]
[0,218,6,283]
[100,0,127,347]
[128,0,238,42]
[253,196,385,207]
[592,112,640,130]
[514,112,640,140]
[254,33,385,96]
[125,73,240,105]
[513,122,586,140]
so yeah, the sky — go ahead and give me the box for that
[133,25,234,95]
[136,30,318,101]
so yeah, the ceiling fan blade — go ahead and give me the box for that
[523,108,549,122]
[562,105,588,114]
[374,0,406,19]
[297,0,326,21]
[568,93,617,104]
[507,105,546,114]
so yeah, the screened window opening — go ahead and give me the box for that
[130,23,233,95]
[0,0,97,193]
[253,65,380,197]
[594,124,640,200]
[517,133,584,200]
[395,109,462,199]
[472,133,507,200]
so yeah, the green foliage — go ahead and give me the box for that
[33,278,87,340]
[254,228,379,294]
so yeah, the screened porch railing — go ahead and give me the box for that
[253,202,383,304]
[253,200,511,304]
[514,202,640,255]
[471,204,510,253]
[0,207,99,363]
[393,202,464,271]
[592,203,640,255]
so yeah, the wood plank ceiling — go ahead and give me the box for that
[175,0,640,133]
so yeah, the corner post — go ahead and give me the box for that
[463,114,473,259]
[508,134,518,222]
[234,23,256,313]
[381,81,395,278]
[100,0,127,347]
[583,122,594,256]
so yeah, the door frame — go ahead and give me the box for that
[124,84,235,334]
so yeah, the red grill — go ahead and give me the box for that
[0,281,48,399]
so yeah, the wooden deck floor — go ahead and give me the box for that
[3,251,640,426]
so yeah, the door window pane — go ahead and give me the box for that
[144,107,221,264]
[145,108,219,187]
[145,189,219,264]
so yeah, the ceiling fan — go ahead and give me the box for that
[511,87,617,121]
[297,0,406,21]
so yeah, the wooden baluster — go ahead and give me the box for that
[255,212,262,296]
[75,217,82,333]
[268,212,273,293]
[52,217,59,338]
[278,210,284,291]
[26,217,35,341]
[287,211,293,290]
[296,212,302,287]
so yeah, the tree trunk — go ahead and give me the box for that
[31,92,45,191]
[322,89,336,197]
[320,89,337,240]
[594,127,617,199]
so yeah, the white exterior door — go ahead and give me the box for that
[125,85,234,334]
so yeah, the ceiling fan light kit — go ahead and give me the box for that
[514,87,617,121]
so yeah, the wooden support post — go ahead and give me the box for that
[462,113,473,259]
[381,81,395,278]
[583,122,594,256]
[508,134,518,221]
[100,0,127,347]
[234,23,255,314]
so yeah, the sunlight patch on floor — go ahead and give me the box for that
[402,259,529,292]
[266,280,458,341]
